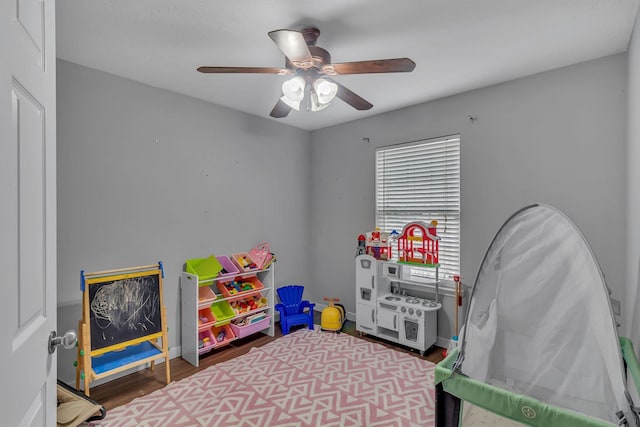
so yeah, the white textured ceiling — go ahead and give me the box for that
[56,0,639,131]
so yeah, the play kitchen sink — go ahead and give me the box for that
[384,296,402,302]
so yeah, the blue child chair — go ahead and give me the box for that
[275,285,315,335]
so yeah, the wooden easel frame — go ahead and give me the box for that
[75,262,170,396]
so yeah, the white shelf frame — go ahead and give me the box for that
[181,265,275,367]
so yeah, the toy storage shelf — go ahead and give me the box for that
[181,265,275,367]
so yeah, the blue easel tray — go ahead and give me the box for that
[92,341,162,375]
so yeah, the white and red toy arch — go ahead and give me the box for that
[397,221,440,265]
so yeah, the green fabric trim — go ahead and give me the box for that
[620,336,640,398]
[437,354,615,426]
[434,347,458,384]
[396,261,439,268]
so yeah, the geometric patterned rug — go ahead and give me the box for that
[91,328,436,426]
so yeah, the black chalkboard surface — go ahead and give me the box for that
[88,272,162,351]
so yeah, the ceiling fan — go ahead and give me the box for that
[197,27,416,118]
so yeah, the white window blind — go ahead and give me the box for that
[376,135,460,282]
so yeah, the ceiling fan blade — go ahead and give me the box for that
[270,99,292,118]
[328,58,416,75]
[197,66,288,74]
[329,80,373,111]
[268,29,313,68]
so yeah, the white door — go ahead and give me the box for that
[0,0,58,425]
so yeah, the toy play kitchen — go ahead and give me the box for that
[355,221,442,355]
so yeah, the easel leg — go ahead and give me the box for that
[81,322,92,396]
[75,319,82,390]
[162,306,171,385]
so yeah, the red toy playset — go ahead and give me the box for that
[359,228,392,260]
[397,220,440,266]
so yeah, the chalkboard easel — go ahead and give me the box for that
[75,262,170,396]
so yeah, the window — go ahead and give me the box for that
[376,135,460,282]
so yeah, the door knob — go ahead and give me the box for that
[48,330,77,354]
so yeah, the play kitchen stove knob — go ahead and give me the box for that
[417,310,422,316]
[401,307,406,313]
[408,308,414,315]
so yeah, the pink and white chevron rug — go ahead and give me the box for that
[95,329,436,426]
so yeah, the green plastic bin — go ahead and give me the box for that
[185,255,223,281]
[210,300,235,326]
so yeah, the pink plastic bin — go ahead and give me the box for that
[217,275,265,298]
[229,294,267,315]
[198,308,216,330]
[198,286,216,307]
[231,253,260,273]
[198,329,215,354]
[211,324,235,346]
[230,315,271,339]
[216,255,240,279]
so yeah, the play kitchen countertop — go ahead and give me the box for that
[377,293,441,312]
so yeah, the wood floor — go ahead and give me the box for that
[88,320,445,411]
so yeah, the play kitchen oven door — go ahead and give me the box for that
[377,302,400,338]
[401,314,425,350]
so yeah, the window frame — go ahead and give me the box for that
[375,134,461,284]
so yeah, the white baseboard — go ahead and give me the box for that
[313,303,356,322]
[435,336,450,349]
[314,304,451,350]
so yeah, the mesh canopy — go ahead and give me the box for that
[458,204,632,424]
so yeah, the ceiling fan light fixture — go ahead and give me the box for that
[280,95,301,111]
[282,76,305,103]
[310,90,331,112]
[313,78,338,104]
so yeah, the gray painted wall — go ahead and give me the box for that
[56,52,630,382]
[626,10,640,343]
[56,60,311,383]
[310,54,628,342]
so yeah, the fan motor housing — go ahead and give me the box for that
[285,45,331,72]
[300,27,321,45]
